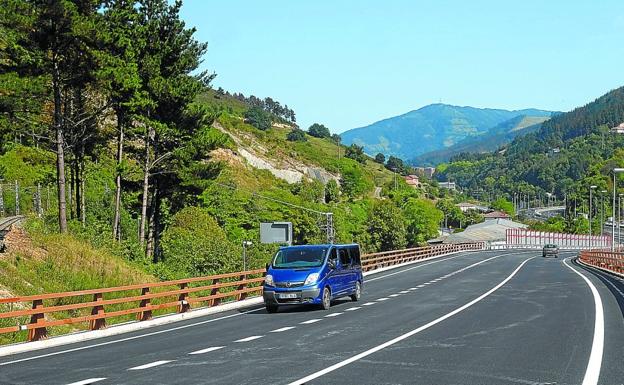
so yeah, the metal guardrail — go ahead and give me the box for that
[0,242,484,342]
[578,250,624,277]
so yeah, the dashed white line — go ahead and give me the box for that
[389,294,400,297]
[417,284,425,287]
[399,290,410,294]
[564,258,604,385]
[235,335,263,342]
[408,287,418,290]
[189,346,225,355]
[325,312,343,317]
[345,307,361,311]
[287,257,534,385]
[362,302,375,306]
[271,326,296,333]
[376,297,389,301]
[66,378,107,385]
[300,319,321,324]
[128,360,173,370]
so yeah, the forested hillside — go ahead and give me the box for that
[340,104,553,160]
[0,0,457,291]
[437,86,624,234]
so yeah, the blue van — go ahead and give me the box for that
[263,244,363,313]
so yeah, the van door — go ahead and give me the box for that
[337,248,351,295]
[326,247,342,296]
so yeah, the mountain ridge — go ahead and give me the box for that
[340,103,554,161]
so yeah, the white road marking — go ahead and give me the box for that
[376,297,389,301]
[287,257,534,385]
[417,284,425,287]
[399,290,410,294]
[128,360,173,370]
[408,287,418,290]
[235,335,263,342]
[271,326,295,333]
[389,294,400,297]
[1,251,528,367]
[0,306,266,366]
[345,307,361,311]
[66,378,107,385]
[423,282,431,285]
[564,258,604,385]
[300,319,321,324]
[362,302,375,306]
[188,346,225,355]
[325,313,342,317]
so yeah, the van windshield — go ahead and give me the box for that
[272,247,328,269]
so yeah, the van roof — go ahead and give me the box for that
[279,243,359,249]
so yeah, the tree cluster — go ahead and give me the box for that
[216,87,296,124]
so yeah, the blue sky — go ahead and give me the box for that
[180,0,624,133]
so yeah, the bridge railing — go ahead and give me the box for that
[578,250,624,277]
[361,242,484,271]
[0,242,484,342]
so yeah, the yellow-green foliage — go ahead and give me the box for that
[0,220,156,344]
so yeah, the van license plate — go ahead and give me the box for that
[278,293,297,299]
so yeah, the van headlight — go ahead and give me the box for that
[265,274,274,287]
[304,273,320,286]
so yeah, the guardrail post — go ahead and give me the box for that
[27,299,47,341]
[89,293,106,330]
[209,278,220,307]
[178,282,191,313]
[137,287,152,321]
[237,274,247,301]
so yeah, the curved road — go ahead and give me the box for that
[1,249,623,385]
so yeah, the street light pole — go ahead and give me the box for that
[619,193,623,250]
[612,168,624,251]
[601,190,607,241]
[590,185,597,249]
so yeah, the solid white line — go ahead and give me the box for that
[345,307,361,311]
[188,346,225,355]
[563,258,604,385]
[362,302,375,306]
[128,360,173,370]
[287,257,534,385]
[270,326,295,333]
[376,298,389,301]
[0,307,265,366]
[325,313,342,317]
[300,319,321,324]
[66,378,107,385]
[234,335,263,342]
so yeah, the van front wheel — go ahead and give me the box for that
[266,304,278,313]
[320,287,331,310]
[350,282,361,302]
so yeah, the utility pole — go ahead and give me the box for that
[14,180,19,216]
[0,182,4,217]
[601,190,607,238]
[325,212,335,244]
[589,185,596,249]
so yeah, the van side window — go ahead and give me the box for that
[329,248,337,264]
[338,249,351,266]
[349,246,361,266]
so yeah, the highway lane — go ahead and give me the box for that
[0,249,622,385]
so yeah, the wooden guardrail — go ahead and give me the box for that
[578,250,624,276]
[360,243,484,271]
[0,242,484,342]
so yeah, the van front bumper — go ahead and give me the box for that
[263,287,322,305]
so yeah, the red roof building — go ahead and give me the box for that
[483,210,511,220]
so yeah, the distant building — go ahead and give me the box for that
[456,202,489,213]
[415,167,436,178]
[404,174,420,188]
[548,147,560,156]
[611,123,624,134]
[438,181,456,190]
[483,210,511,221]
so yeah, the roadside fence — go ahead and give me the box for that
[578,250,624,277]
[0,242,485,342]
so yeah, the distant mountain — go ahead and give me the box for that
[340,104,554,161]
[413,114,553,165]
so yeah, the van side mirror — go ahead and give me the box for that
[265,263,270,270]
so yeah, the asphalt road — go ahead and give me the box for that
[1,249,623,385]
